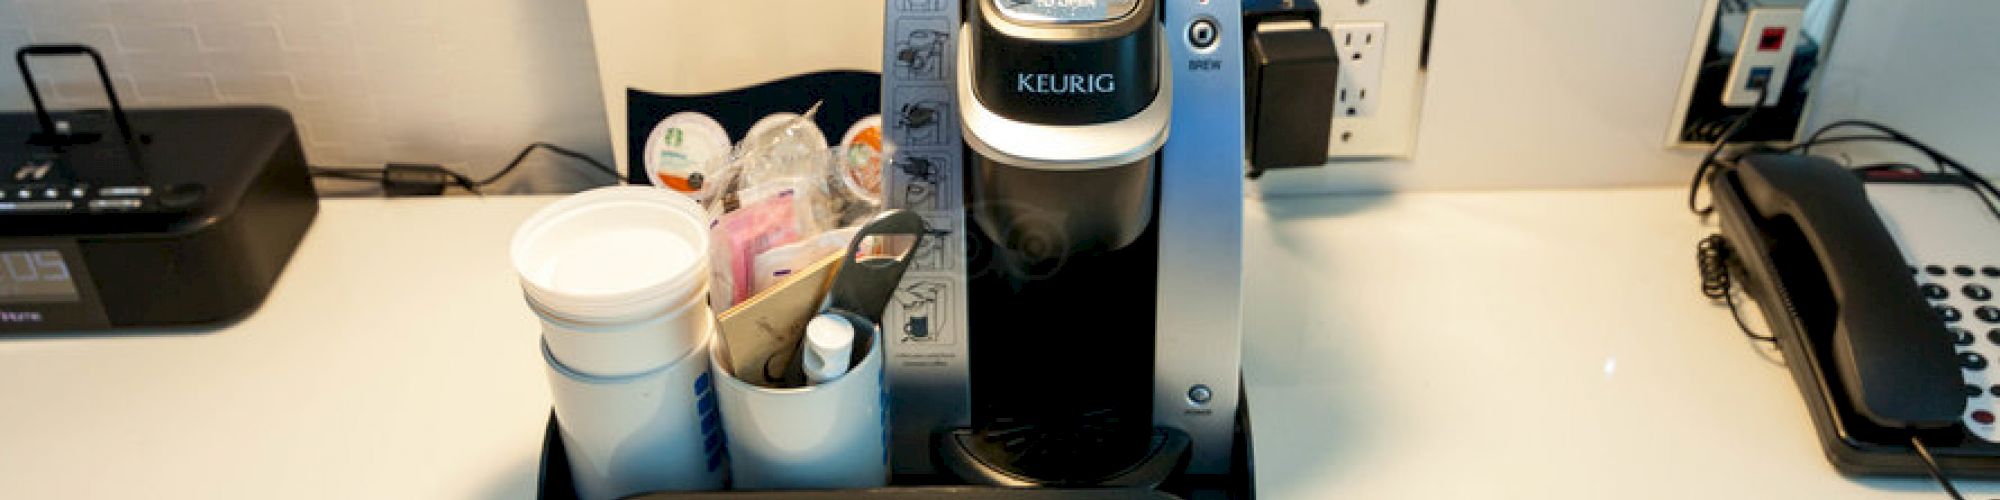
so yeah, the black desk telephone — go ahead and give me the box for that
[1712,152,2000,476]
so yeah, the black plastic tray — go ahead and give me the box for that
[537,388,1256,499]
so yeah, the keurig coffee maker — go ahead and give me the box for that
[881,0,1247,487]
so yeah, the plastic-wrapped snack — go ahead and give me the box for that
[702,103,885,308]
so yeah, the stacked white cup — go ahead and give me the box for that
[512,187,727,500]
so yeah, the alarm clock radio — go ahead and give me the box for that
[0,45,318,333]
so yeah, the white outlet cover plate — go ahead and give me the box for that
[1322,1,1429,159]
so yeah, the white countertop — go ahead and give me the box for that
[0,189,1990,498]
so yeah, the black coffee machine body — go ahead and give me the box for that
[881,0,1247,488]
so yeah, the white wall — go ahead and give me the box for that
[1253,1,1720,195]
[1805,0,2000,172]
[8,1,1986,195]
[1253,0,2000,196]
[0,0,611,193]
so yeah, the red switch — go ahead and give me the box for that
[1758,27,1787,52]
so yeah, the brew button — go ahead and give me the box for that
[98,185,153,197]
[89,198,143,211]
[1188,18,1219,49]
[1924,283,1950,300]
[1964,351,1989,371]
[1970,284,1995,301]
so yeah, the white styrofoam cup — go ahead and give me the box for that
[546,322,727,499]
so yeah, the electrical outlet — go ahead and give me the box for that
[1320,0,1429,160]
[1332,22,1386,118]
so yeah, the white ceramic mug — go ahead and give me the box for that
[710,319,889,490]
[546,323,727,499]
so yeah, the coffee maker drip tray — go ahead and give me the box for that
[940,425,1190,488]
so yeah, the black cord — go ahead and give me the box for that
[1852,162,1928,174]
[1790,135,1947,172]
[1913,435,1970,500]
[307,141,618,196]
[1788,121,2000,222]
[1687,92,1769,216]
[1800,121,1995,194]
[1697,235,1777,343]
[311,165,483,195]
[1698,235,1734,299]
[476,142,619,187]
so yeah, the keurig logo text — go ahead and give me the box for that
[1015,73,1116,94]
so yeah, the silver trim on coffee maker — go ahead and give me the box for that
[956,25,1172,172]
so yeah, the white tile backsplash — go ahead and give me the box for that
[0,0,614,193]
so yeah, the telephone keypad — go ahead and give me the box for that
[1919,262,2000,442]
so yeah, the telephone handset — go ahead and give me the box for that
[1712,153,2000,475]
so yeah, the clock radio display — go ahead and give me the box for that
[0,250,80,303]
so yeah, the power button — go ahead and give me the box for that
[1189,18,1219,50]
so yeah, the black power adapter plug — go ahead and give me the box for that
[381,163,453,196]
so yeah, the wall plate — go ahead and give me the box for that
[1666,0,1845,148]
[1322,0,1430,159]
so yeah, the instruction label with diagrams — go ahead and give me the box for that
[882,0,970,475]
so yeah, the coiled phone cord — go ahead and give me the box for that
[1696,235,1777,343]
